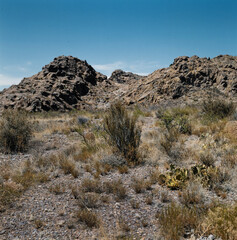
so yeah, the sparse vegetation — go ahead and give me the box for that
[202,97,235,121]
[158,107,192,134]
[0,101,236,239]
[0,110,32,152]
[103,179,127,200]
[157,203,199,240]
[76,209,100,228]
[202,203,237,240]
[104,102,141,164]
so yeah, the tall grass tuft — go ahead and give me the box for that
[104,102,141,164]
[0,110,32,152]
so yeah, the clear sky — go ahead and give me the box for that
[0,0,236,90]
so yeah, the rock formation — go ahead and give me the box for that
[0,56,107,111]
[109,69,144,83]
[0,54,237,111]
[125,55,237,105]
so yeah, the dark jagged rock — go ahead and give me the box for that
[109,69,144,83]
[0,56,107,112]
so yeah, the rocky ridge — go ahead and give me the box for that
[0,55,237,111]
[124,55,237,105]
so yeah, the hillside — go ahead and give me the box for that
[125,55,237,105]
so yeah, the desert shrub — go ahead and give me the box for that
[157,203,199,240]
[130,199,140,209]
[199,152,215,167]
[77,192,100,209]
[49,183,65,195]
[131,177,146,194]
[0,182,22,207]
[103,179,127,200]
[160,128,182,159]
[104,102,141,163]
[76,209,100,228]
[0,110,32,152]
[59,155,79,178]
[157,107,192,134]
[80,178,103,193]
[202,203,237,240]
[202,98,234,121]
[179,181,204,206]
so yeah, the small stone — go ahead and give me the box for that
[29,214,34,221]
[208,235,215,240]
[135,213,141,219]
[57,220,65,227]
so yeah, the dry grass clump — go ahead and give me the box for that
[104,102,141,164]
[131,177,151,194]
[198,152,215,167]
[149,168,161,184]
[80,178,103,193]
[117,165,129,174]
[103,179,127,200]
[93,161,112,177]
[58,155,79,178]
[0,110,32,152]
[202,97,235,122]
[33,219,45,229]
[0,182,23,208]
[0,158,51,209]
[130,199,140,209]
[12,160,49,188]
[77,192,100,209]
[157,203,199,240]
[76,209,101,228]
[159,189,171,203]
[49,183,65,195]
[179,181,204,206]
[117,217,131,233]
[131,177,146,194]
[160,128,181,159]
[201,203,237,240]
[145,194,153,205]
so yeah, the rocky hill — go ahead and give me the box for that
[125,55,237,105]
[109,69,144,83]
[0,56,107,111]
[0,54,237,111]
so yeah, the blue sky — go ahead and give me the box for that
[0,0,236,90]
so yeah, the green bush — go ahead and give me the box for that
[158,108,192,134]
[0,110,32,152]
[104,102,141,164]
[202,98,235,121]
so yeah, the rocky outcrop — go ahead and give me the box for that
[0,54,237,112]
[109,70,144,83]
[0,56,107,111]
[124,55,237,105]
